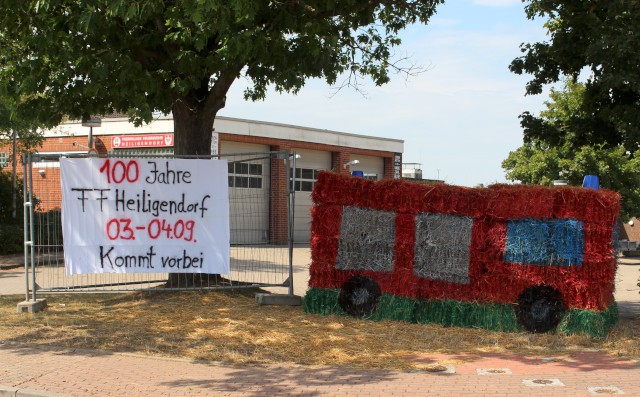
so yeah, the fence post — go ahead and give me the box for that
[22,152,29,302]
[28,153,36,302]
[17,152,47,313]
[287,152,296,296]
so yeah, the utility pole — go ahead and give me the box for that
[11,128,17,219]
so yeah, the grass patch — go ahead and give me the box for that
[1,290,639,370]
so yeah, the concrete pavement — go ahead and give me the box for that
[0,247,312,297]
[614,256,640,318]
[1,342,639,397]
[3,249,638,313]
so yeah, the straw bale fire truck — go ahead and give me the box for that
[304,172,619,335]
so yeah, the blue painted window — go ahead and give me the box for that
[504,219,584,266]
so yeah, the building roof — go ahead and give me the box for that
[45,115,404,153]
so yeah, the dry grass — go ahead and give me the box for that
[0,290,639,370]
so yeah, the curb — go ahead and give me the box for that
[0,385,72,397]
[0,264,23,271]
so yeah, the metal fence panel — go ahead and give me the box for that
[24,152,293,293]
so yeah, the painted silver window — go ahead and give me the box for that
[414,213,473,284]
[336,206,396,272]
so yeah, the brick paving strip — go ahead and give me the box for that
[1,343,639,397]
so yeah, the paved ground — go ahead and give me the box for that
[0,247,312,297]
[613,256,640,319]
[1,252,639,397]
[0,343,638,397]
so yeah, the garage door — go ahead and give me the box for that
[292,149,331,243]
[220,141,270,245]
[350,154,384,180]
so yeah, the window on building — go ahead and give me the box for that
[0,152,9,168]
[291,168,321,192]
[363,173,379,181]
[108,148,175,156]
[228,161,263,189]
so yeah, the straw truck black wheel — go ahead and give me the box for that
[338,276,381,317]
[515,285,566,333]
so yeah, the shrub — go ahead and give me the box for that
[0,170,24,224]
[0,170,25,254]
[0,223,23,255]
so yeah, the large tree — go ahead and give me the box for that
[510,1,640,151]
[0,88,49,147]
[0,0,443,155]
[1,84,52,221]
[0,0,444,285]
[503,142,640,220]
[502,81,640,220]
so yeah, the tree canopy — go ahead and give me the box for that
[0,87,48,149]
[0,0,445,282]
[0,0,444,155]
[502,81,640,220]
[510,1,640,151]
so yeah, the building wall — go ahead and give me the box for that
[619,218,640,241]
[1,116,403,244]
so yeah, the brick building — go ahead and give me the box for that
[619,219,637,240]
[2,115,403,244]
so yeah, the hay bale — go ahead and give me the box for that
[307,171,621,336]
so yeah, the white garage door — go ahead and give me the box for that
[220,141,270,245]
[350,154,384,180]
[292,149,331,243]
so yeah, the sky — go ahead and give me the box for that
[218,0,552,187]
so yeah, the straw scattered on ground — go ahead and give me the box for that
[1,289,639,370]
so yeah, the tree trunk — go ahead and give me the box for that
[165,92,228,288]
[164,71,238,288]
[172,99,217,156]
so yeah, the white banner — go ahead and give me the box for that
[61,158,230,275]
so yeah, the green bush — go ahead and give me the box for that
[0,170,24,223]
[0,170,25,254]
[0,223,23,254]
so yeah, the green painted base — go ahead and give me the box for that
[302,288,618,338]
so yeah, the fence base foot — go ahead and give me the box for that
[17,299,47,314]
[255,293,302,306]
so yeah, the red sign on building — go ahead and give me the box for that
[111,134,174,148]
